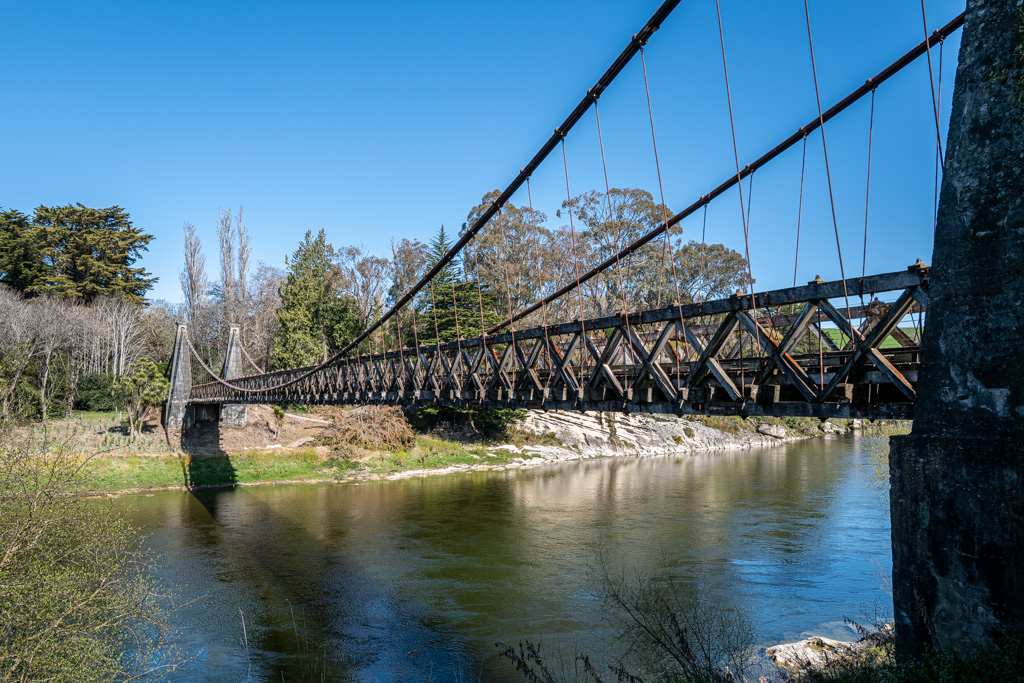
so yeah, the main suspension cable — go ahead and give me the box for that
[486,11,963,336]
[921,0,945,165]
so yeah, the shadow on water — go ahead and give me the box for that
[179,407,238,492]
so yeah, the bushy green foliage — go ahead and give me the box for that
[112,359,170,437]
[74,372,117,412]
[0,435,178,681]
[412,405,525,438]
[416,225,503,345]
[272,229,362,368]
[0,205,155,303]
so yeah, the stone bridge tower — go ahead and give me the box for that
[891,0,1024,657]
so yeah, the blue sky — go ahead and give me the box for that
[1,0,966,304]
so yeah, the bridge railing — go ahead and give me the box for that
[189,265,928,419]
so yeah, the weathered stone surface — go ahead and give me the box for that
[891,0,1024,657]
[758,423,788,439]
[165,323,192,431]
[766,625,893,674]
[515,411,830,458]
[220,325,247,428]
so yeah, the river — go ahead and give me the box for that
[116,432,891,681]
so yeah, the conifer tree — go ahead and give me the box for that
[271,229,361,368]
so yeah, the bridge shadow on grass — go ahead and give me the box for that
[179,413,238,490]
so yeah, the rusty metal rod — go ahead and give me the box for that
[487,11,964,335]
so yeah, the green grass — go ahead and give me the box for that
[820,327,920,349]
[70,410,118,420]
[80,436,537,493]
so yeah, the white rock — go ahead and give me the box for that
[515,410,788,458]
[757,423,788,439]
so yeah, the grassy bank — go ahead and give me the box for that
[81,435,544,493]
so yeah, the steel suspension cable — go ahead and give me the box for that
[699,202,708,299]
[933,38,944,232]
[640,49,692,371]
[486,11,964,336]
[561,138,589,383]
[862,88,877,280]
[240,341,265,375]
[324,0,680,363]
[447,236,465,381]
[804,0,856,348]
[428,278,443,365]
[642,49,686,322]
[526,178,553,386]
[594,101,635,387]
[715,0,760,351]
[389,243,408,382]
[496,208,520,384]
[921,0,945,166]
[794,133,808,287]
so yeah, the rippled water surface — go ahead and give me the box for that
[117,433,891,681]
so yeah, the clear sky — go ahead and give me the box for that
[1,0,966,305]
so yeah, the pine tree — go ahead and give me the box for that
[417,226,501,344]
[271,229,361,368]
[31,204,156,303]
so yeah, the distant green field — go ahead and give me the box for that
[819,327,920,349]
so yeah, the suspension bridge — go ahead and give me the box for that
[166,1,963,429]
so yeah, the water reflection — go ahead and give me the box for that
[118,433,890,681]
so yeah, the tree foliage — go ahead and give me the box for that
[272,229,362,368]
[0,435,178,681]
[112,359,170,438]
[0,204,157,303]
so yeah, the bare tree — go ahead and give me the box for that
[245,263,283,370]
[335,245,390,328]
[236,206,251,323]
[95,296,143,377]
[179,222,208,329]
[216,208,236,324]
[56,304,95,418]
[30,296,70,422]
[0,288,38,422]
[139,300,179,364]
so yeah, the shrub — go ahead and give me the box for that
[0,432,179,680]
[74,372,117,412]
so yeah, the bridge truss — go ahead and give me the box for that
[187,266,928,419]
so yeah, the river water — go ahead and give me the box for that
[117,433,891,681]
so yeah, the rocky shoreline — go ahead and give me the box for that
[380,410,853,481]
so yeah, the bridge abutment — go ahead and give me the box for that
[891,0,1024,658]
[220,325,247,428]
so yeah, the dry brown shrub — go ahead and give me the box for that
[318,405,415,451]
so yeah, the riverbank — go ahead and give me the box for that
[73,408,853,495]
